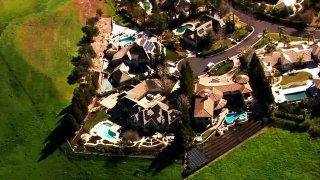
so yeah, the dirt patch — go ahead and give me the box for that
[91,17,112,71]
[74,0,99,23]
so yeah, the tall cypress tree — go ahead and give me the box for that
[248,53,274,104]
[179,62,194,98]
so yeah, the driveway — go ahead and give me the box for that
[178,6,320,76]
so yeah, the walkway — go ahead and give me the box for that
[178,5,320,76]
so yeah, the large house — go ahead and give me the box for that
[109,62,134,86]
[174,0,190,13]
[261,45,314,71]
[194,75,252,126]
[312,42,320,61]
[115,79,179,131]
[111,44,151,67]
[182,14,225,47]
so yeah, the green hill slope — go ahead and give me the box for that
[0,0,180,179]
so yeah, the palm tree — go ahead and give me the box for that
[283,35,290,48]
[278,26,286,42]
[263,28,269,44]
[297,55,304,65]
[306,31,314,45]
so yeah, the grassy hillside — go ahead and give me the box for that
[0,0,181,179]
[190,128,320,180]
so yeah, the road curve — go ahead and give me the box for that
[177,6,320,76]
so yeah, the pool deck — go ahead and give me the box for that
[89,120,121,144]
[272,66,320,103]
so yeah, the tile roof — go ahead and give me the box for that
[112,46,131,61]
[262,47,312,67]
[312,43,320,56]
[125,79,162,102]
[194,96,214,118]
[313,79,320,89]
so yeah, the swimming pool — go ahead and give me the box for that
[285,91,308,101]
[119,36,135,46]
[95,123,116,140]
[176,24,193,34]
[100,78,112,94]
[225,112,247,124]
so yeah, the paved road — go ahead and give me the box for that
[177,6,320,76]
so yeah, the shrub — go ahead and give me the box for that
[273,111,305,123]
[271,116,298,130]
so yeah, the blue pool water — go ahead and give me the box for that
[119,36,135,46]
[225,113,238,124]
[225,112,247,124]
[95,123,116,140]
[239,113,247,120]
[285,91,308,101]
[176,24,193,33]
[100,79,112,93]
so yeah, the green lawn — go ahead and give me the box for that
[0,0,180,179]
[105,0,116,17]
[254,33,308,49]
[211,39,233,52]
[113,15,140,31]
[211,61,234,76]
[165,49,180,61]
[190,128,320,180]
[281,71,312,86]
[86,110,108,130]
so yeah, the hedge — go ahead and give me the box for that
[273,111,305,123]
[271,116,298,130]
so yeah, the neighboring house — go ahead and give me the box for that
[261,46,313,71]
[305,78,320,98]
[133,101,179,131]
[174,0,190,13]
[182,14,225,48]
[312,42,320,61]
[200,14,225,33]
[109,62,134,86]
[111,44,151,67]
[115,79,179,131]
[194,75,252,126]
[137,36,165,56]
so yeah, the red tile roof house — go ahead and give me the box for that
[194,75,252,127]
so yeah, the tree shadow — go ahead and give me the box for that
[56,105,70,118]
[104,156,126,169]
[38,107,75,162]
[145,143,180,177]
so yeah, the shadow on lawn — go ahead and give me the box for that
[38,106,75,162]
[145,143,180,177]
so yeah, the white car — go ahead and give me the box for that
[207,62,215,69]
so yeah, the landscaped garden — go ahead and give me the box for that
[190,128,320,179]
[211,60,234,76]
[165,49,181,62]
[281,71,312,88]
[254,33,308,49]
[231,20,253,41]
